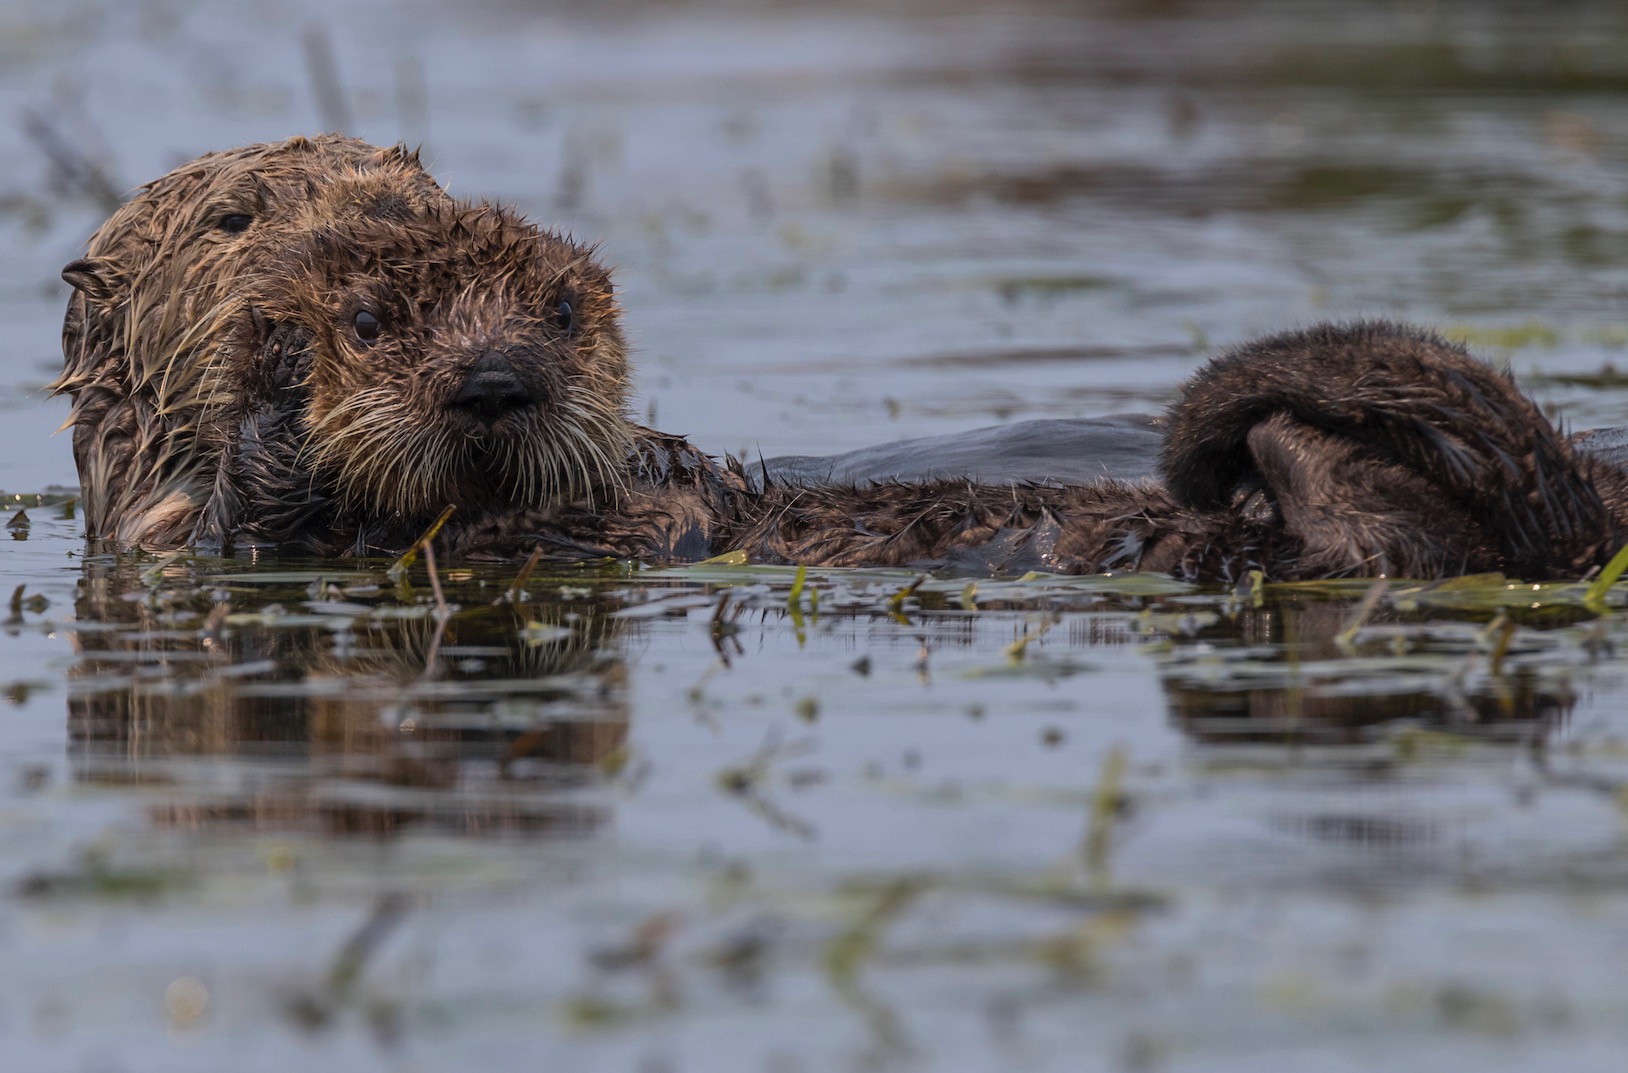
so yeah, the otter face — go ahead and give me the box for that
[246,202,632,522]
[56,135,455,546]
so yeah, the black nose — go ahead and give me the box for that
[451,351,533,422]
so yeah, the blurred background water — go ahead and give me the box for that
[5,1,1628,1071]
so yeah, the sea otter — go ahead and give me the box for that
[53,136,1628,581]
[55,135,454,547]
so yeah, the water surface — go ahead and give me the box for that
[4,1,1628,1070]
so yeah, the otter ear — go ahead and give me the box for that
[373,144,422,169]
[62,257,114,301]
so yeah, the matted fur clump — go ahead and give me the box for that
[53,136,1628,580]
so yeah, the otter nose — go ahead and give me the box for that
[451,351,533,421]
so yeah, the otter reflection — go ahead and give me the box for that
[1162,602,1572,745]
[67,555,630,837]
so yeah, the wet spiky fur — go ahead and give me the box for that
[1160,322,1628,579]
[54,139,1628,581]
[185,201,636,554]
[55,134,450,547]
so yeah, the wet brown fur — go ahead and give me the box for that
[205,199,636,552]
[55,139,1628,581]
[55,135,451,547]
[1161,322,1628,579]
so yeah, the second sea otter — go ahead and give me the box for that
[54,137,1628,581]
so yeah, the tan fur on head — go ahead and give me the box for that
[56,135,451,546]
[242,202,632,520]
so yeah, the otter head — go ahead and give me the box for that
[57,135,454,546]
[60,135,446,315]
[243,201,631,524]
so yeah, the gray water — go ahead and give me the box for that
[5,1,1628,1070]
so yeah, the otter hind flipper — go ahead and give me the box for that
[1242,412,1491,578]
[1161,320,1621,578]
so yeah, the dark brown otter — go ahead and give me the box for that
[55,139,1628,581]
[1158,322,1628,579]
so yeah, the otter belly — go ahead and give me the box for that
[1574,427,1628,472]
[762,415,1165,488]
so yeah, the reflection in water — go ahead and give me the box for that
[66,554,630,837]
[6,0,1628,1063]
[1161,602,1572,745]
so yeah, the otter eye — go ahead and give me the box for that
[353,310,381,343]
[554,299,573,334]
[217,213,253,234]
